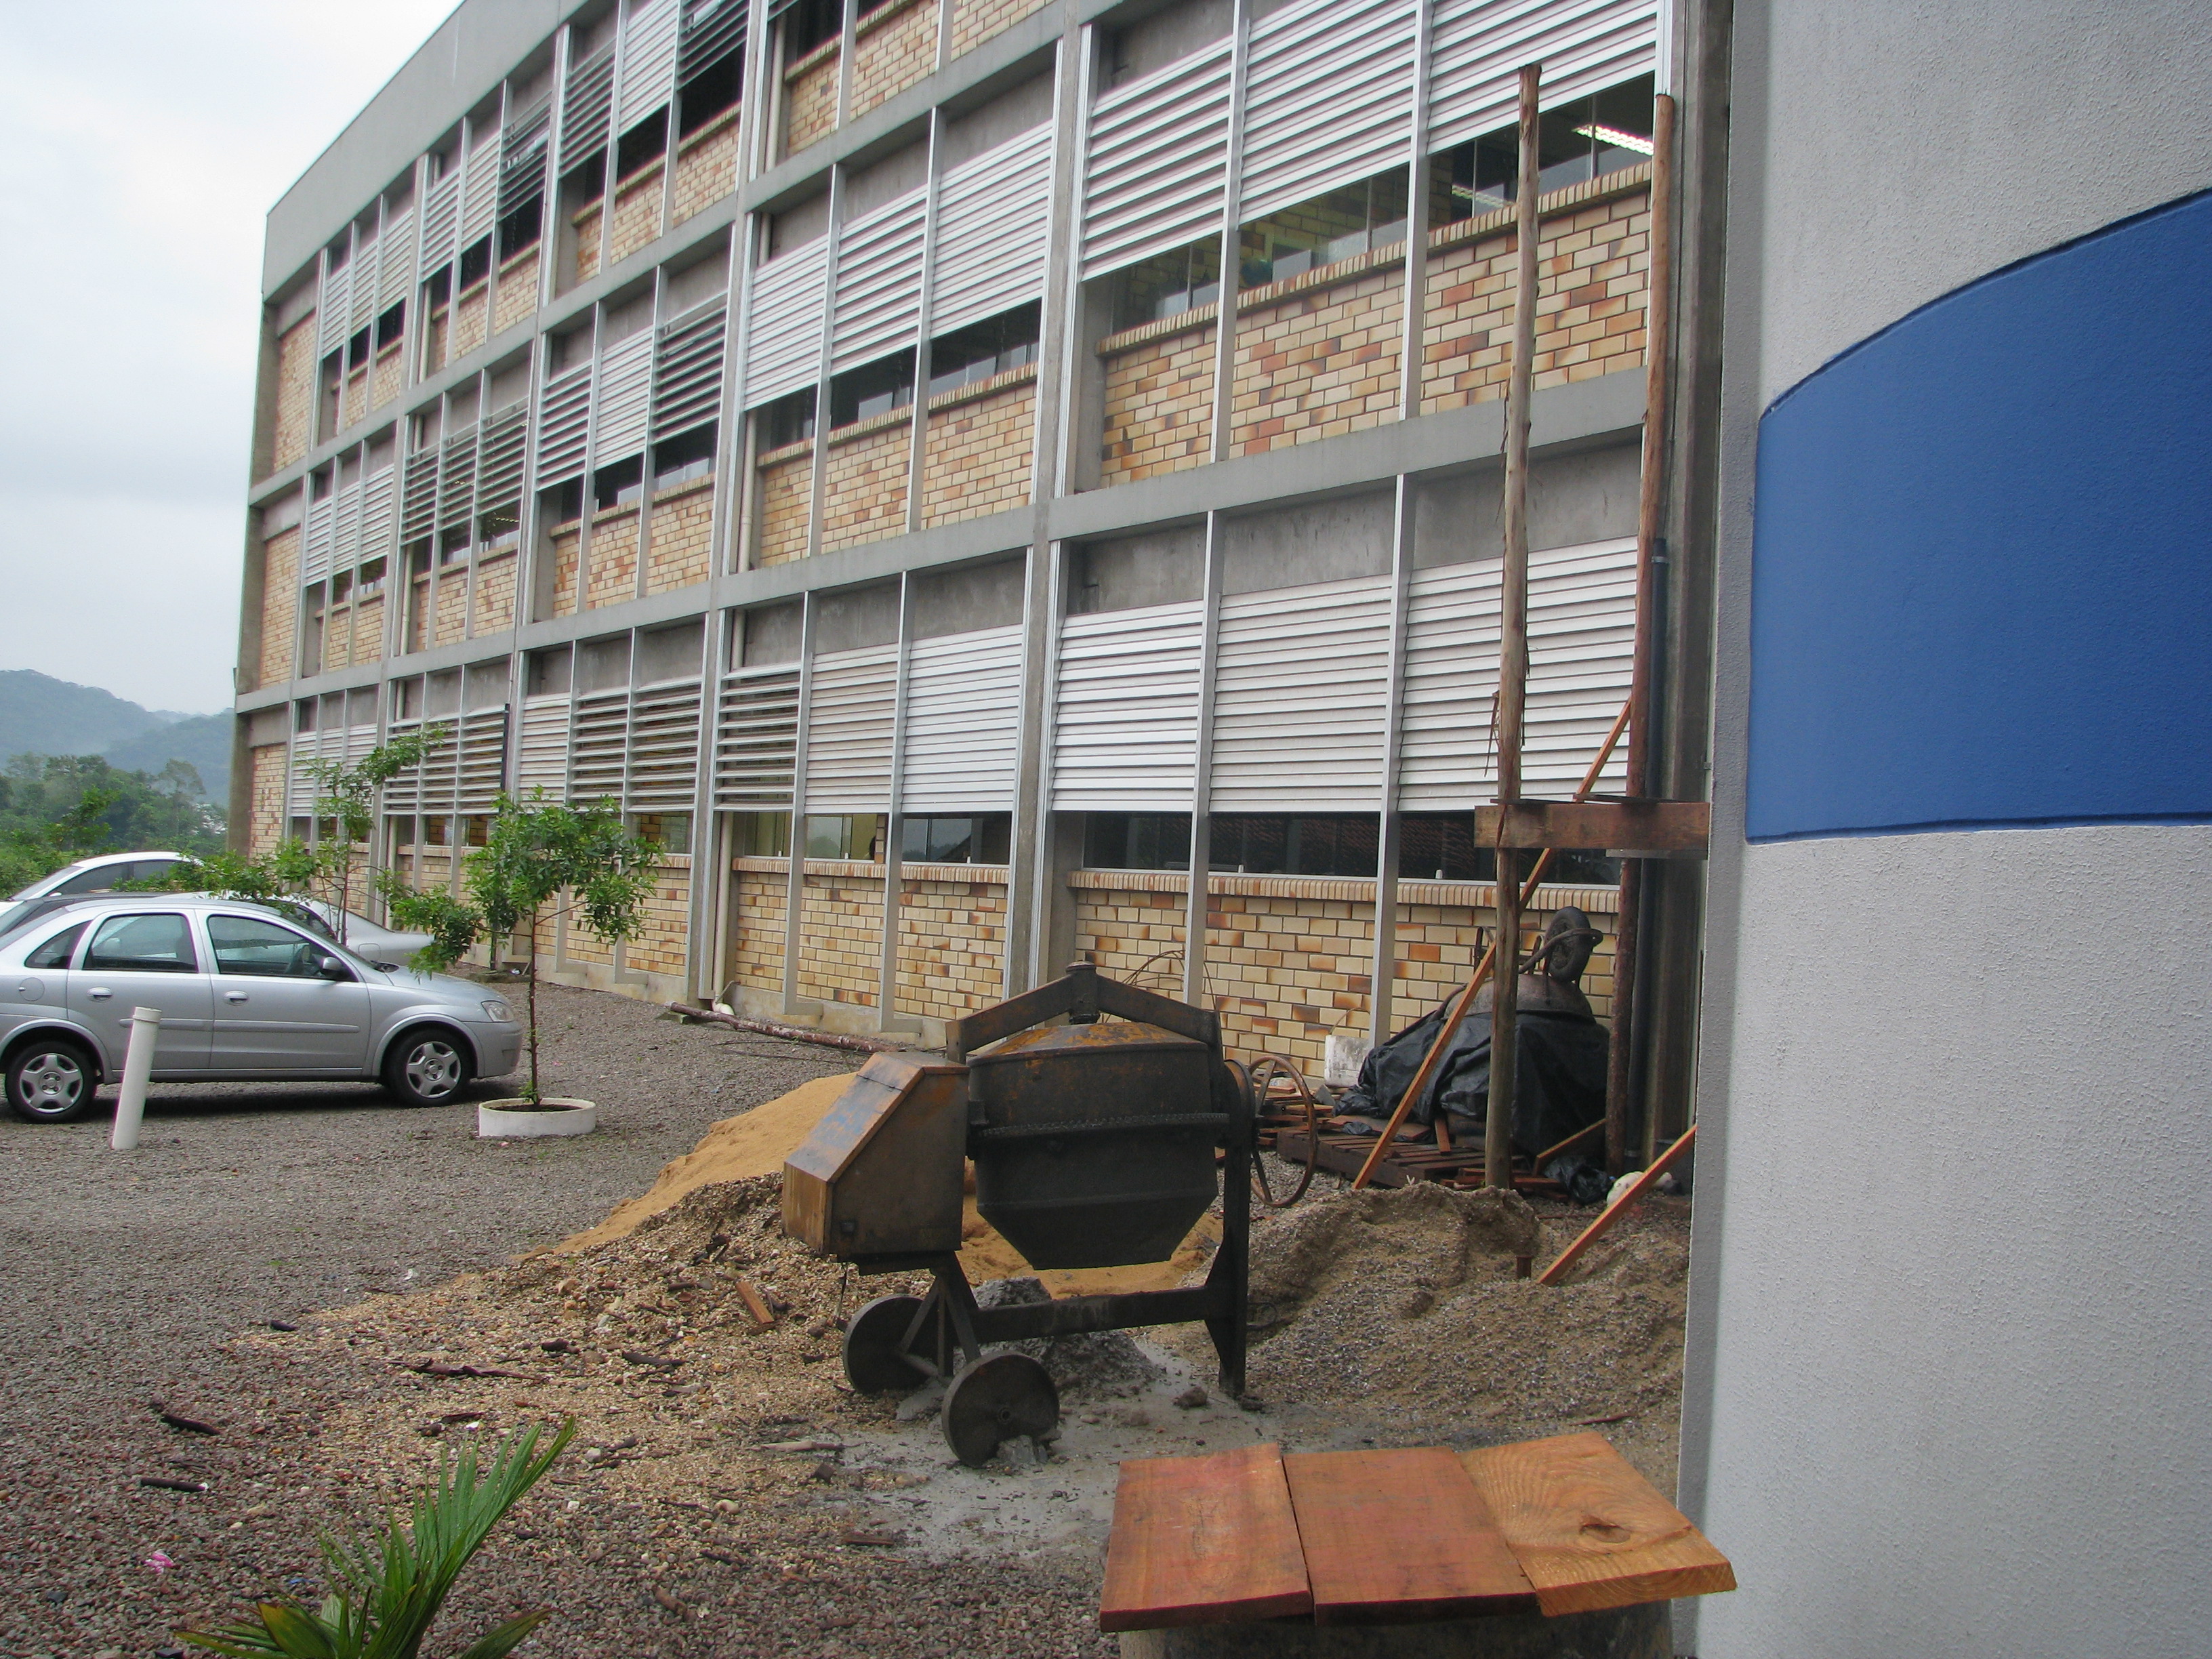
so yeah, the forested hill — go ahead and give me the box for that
[0,671,227,796]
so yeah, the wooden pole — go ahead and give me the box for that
[1536,1124,1694,1285]
[1349,701,1627,1190]
[1604,91,1677,1177]
[1487,63,1542,1189]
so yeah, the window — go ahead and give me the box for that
[1399,814,1481,880]
[927,303,1042,398]
[678,47,742,136]
[358,557,387,597]
[27,923,86,969]
[547,478,585,526]
[208,914,330,979]
[616,112,669,180]
[1238,170,1408,289]
[83,914,197,975]
[346,327,371,369]
[498,194,544,261]
[52,863,130,896]
[1210,815,1379,878]
[375,301,406,349]
[390,816,417,848]
[758,387,816,451]
[780,0,840,62]
[1433,74,1655,224]
[423,264,453,313]
[1084,813,1192,872]
[458,236,493,291]
[424,815,451,846]
[593,455,644,511]
[653,424,716,491]
[440,525,472,564]
[478,503,521,549]
[901,815,1011,865]
[804,815,884,861]
[1107,237,1221,332]
[731,811,791,857]
[633,812,692,854]
[829,350,915,428]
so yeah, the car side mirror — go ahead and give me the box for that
[318,955,351,981]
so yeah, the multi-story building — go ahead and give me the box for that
[232,0,1712,1126]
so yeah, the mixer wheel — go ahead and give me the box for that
[842,1295,927,1395]
[942,1353,1060,1467]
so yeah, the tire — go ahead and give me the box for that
[382,1027,472,1107]
[6,1038,101,1124]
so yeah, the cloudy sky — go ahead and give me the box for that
[0,1,457,715]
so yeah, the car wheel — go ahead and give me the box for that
[7,1039,100,1124]
[383,1029,472,1107]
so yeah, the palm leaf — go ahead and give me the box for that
[446,1610,552,1659]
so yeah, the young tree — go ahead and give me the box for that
[298,727,443,944]
[385,794,659,1103]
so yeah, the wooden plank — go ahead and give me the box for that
[1537,1126,1696,1286]
[1474,800,1711,852]
[1282,1448,1536,1624]
[1460,1433,1736,1616]
[1099,1444,1312,1633]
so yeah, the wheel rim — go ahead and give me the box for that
[843,1295,928,1395]
[942,1352,1059,1467]
[16,1049,87,1118]
[403,1040,462,1099]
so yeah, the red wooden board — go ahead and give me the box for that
[1099,1443,1313,1632]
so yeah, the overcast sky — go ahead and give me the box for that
[0,1,458,715]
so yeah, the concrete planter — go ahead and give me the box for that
[477,1097,597,1138]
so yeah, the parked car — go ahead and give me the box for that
[284,897,435,965]
[0,895,522,1124]
[3,851,190,922]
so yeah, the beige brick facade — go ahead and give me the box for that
[322,605,352,674]
[1229,258,1402,456]
[850,0,938,119]
[247,743,288,856]
[920,369,1035,526]
[424,302,451,373]
[1100,316,1216,484]
[586,508,641,607]
[342,365,368,429]
[258,527,299,689]
[894,870,1006,1021]
[646,481,715,594]
[352,594,385,663]
[406,574,431,651]
[451,283,489,359]
[269,316,317,475]
[626,857,693,979]
[754,446,814,565]
[493,249,539,337]
[948,0,1046,58]
[820,413,911,552]
[434,571,468,647]
[370,342,404,411]
[783,42,840,156]
[473,552,518,634]
[550,526,581,617]
[607,163,665,267]
[724,865,789,995]
[672,111,741,225]
[796,868,886,1008]
[573,201,604,285]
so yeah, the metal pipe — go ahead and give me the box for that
[110,1006,161,1152]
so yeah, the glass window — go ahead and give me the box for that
[83,914,198,975]
[804,815,884,861]
[829,349,916,428]
[50,864,121,896]
[653,424,717,491]
[758,386,817,451]
[1238,170,1408,289]
[1107,237,1221,332]
[926,303,1042,398]
[901,815,1011,865]
[731,811,792,857]
[1083,813,1192,872]
[27,923,86,970]
[1432,73,1655,224]
[208,914,329,979]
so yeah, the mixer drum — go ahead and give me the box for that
[966,1019,1226,1270]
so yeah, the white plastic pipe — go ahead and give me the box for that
[110,1006,160,1151]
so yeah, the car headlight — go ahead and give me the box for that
[480,1000,514,1023]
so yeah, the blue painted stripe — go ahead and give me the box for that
[1747,187,2212,842]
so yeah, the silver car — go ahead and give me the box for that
[0,896,523,1124]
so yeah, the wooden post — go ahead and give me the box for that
[1488,64,1541,1189]
[1604,91,1677,1176]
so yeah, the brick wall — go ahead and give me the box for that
[850,0,937,119]
[473,552,518,634]
[819,413,911,552]
[893,869,1006,1021]
[725,865,789,995]
[607,163,665,266]
[586,508,640,607]
[920,369,1034,526]
[784,42,840,155]
[493,249,539,337]
[628,856,693,979]
[452,284,490,359]
[1100,316,1216,484]
[407,575,431,651]
[370,343,404,411]
[424,304,450,373]
[247,744,287,855]
[323,605,352,674]
[434,572,468,647]
[796,867,884,1008]
[647,480,714,594]
[1229,257,1402,457]
[673,110,741,225]
[948,0,1045,58]
[258,527,299,688]
[269,316,317,474]
[1422,178,1648,415]
[352,594,385,663]
[550,526,581,616]
[573,202,604,285]
[342,365,368,429]
[754,446,813,565]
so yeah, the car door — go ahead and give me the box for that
[65,911,214,1076]
[204,912,371,1073]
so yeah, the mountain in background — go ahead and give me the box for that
[0,671,229,799]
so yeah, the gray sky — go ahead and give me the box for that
[0,1,458,715]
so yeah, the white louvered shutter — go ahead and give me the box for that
[420,172,461,276]
[1428,0,1657,153]
[302,493,336,584]
[832,190,926,373]
[1237,0,1418,224]
[714,665,802,807]
[930,126,1053,335]
[651,300,727,440]
[902,626,1022,813]
[626,678,704,808]
[332,481,365,571]
[380,720,423,812]
[802,646,897,814]
[1210,575,1393,812]
[743,241,829,406]
[476,405,529,521]
[350,232,380,333]
[459,126,502,247]
[1081,41,1234,281]
[536,364,594,482]
[413,720,463,814]
[457,710,510,811]
[516,695,573,799]
[359,464,396,560]
[594,331,655,462]
[320,261,352,354]
[401,451,438,547]
[287,735,321,819]
[1051,601,1204,811]
[570,690,632,804]
[562,42,617,171]
[436,426,479,535]
[377,206,415,310]
[618,0,682,131]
